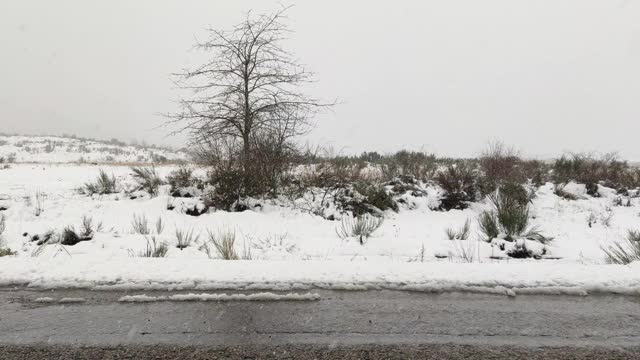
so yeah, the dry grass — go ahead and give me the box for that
[445,219,471,240]
[602,230,640,264]
[336,213,384,245]
[131,214,150,235]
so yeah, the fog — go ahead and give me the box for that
[1,0,639,159]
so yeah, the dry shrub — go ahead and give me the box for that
[435,163,477,211]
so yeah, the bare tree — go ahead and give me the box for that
[168,6,331,183]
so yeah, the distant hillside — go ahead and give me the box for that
[0,134,190,164]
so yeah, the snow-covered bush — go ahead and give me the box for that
[552,153,636,196]
[131,166,163,197]
[336,213,384,245]
[435,163,477,211]
[81,170,117,195]
[166,166,202,197]
[204,168,244,211]
[479,187,552,257]
[602,230,640,264]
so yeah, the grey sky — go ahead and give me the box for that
[1,1,639,159]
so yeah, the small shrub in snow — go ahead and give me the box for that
[79,215,102,239]
[0,214,13,256]
[479,187,552,247]
[445,219,471,240]
[60,227,83,246]
[353,182,398,213]
[175,227,199,250]
[139,236,169,258]
[82,170,117,195]
[552,153,633,196]
[478,141,524,196]
[131,166,163,196]
[131,214,150,235]
[602,230,640,264]
[204,229,239,260]
[335,213,384,245]
[452,239,477,263]
[435,164,477,211]
[166,166,199,196]
[205,168,244,211]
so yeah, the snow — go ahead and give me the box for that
[0,135,188,164]
[34,297,56,303]
[1,257,639,295]
[118,292,321,302]
[1,162,640,295]
[58,297,86,303]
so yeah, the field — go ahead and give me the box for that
[0,135,640,295]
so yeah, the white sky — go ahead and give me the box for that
[1,0,639,159]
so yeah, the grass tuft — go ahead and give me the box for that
[602,230,640,264]
[336,213,384,245]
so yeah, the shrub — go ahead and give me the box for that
[499,182,531,206]
[478,141,524,195]
[82,170,117,195]
[79,215,102,239]
[478,211,500,241]
[166,166,197,195]
[131,166,163,196]
[445,219,471,240]
[353,182,398,212]
[139,236,169,258]
[131,214,150,235]
[552,153,632,196]
[175,228,199,250]
[0,247,15,256]
[380,150,438,181]
[0,214,12,256]
[205,229,239,260]
[479,187,552,244]
[205,167,244,211]
[335,213,384,245]
[435,163,477,211]
[602,230,640,264]
[60,227,82,246]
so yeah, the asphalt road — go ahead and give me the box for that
[1,287,640,359]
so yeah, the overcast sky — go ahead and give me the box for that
[1,1,639,159]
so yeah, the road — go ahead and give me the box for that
[1,287,640,359]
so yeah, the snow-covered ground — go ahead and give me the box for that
[0,135,188,163]
[1,163,639,294]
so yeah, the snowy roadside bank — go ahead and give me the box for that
[1,257,638,296]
